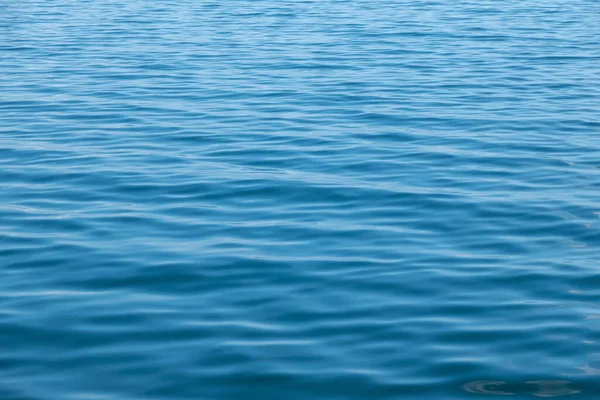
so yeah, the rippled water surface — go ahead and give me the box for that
[2,0,600,398]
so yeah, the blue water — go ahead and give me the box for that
[2,0,600,398]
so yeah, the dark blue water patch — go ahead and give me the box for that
[2,0,600,399]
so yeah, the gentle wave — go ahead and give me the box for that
[2,0,600,399]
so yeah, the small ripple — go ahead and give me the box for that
[2,0,600,398]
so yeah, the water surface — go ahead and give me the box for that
[2,0,600,398]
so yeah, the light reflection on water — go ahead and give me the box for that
[2,0,600,399]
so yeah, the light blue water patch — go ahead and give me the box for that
[1,0,600,399]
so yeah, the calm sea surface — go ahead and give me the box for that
[2,1,600,398]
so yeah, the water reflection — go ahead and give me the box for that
[463,380,579,397]
[572,363,600,376]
